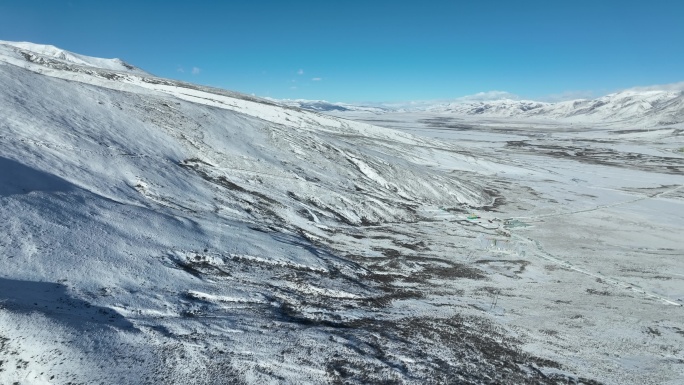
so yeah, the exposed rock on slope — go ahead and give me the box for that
[0,41,605,384]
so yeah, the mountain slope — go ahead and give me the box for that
[426,99,551,117]
[429,90,684,125]
[0,41,609,384]
[0,40,149,75]
[528,89,684,125]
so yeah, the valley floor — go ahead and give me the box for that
[329,111,684,384]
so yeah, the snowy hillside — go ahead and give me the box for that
[2,41,683,385]
[0,41,557,384]
[0,40,148,75]
[528,89,684,125]
[425,89,684,126]
[426,99,550,117]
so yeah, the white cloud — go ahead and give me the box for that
[297,69,304,75]
[176,66,185,73]
[541,90,595,103]
[456,91,520,102]
[623,81,684,92]
[311,77,322,81]
[192,67,201,75]
[290,86,297,90]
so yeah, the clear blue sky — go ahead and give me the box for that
[1,0,682,102]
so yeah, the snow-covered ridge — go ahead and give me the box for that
[273,98,391,113]
[425,89,684,126]
[427,99,550,116]
[527,89,684,125]
[288,90,684,126]
[0,41,519,383]
[0,40,148,75]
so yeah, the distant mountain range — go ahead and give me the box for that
[428,90,684,126]
[271,98,392,113]
[280,88,684,126]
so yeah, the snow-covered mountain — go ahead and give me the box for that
[426,99,550,116]
[0,41,591,384]
[2,41,683,385]
[294,89,684,126]
[425,89,684,125]
[0,40,149,75]
[273,98,392,113]
[528,89,684,125]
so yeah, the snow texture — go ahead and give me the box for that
[1,41,683,385]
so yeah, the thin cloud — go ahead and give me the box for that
[192,67,201,75]
[456,91,520,102]
[623,81,684,92]
[311,77,322,81]
[176,66,185,73]
[541,90,595,103]
[297,69,304,75]
[290,86,297,90]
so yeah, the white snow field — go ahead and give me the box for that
[0,41,682,384]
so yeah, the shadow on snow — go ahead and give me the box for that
[0,277,137,331]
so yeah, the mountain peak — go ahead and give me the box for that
[0,40,146,74]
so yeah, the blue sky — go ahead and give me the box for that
[1,0,682,102]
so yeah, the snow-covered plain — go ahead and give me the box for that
[329,111,684,384]
[1,41,683,384]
